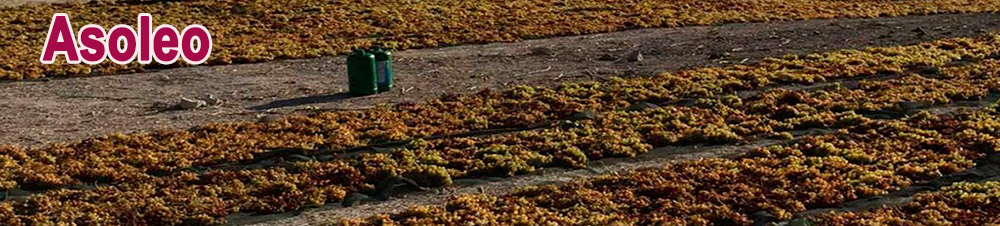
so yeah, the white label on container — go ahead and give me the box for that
[376,61,388,83]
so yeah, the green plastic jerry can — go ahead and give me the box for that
[370,46,393,92]
[347,49,378,96]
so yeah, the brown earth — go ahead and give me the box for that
[2,13,999,148]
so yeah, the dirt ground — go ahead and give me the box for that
[2,13,998,147]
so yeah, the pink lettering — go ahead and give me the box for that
[40,13,81,64]
[138,13,153,64]
[39,13,211,66]
[153,25,180,65]
[78,25,107,65]
[181,25,212,65]
[107,25,138,64]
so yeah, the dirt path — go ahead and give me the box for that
[2,13,998,147]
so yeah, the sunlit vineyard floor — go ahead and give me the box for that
[3,0,999,79]
[259,105,999,225]
[5,21,1000,225]
[244,136,791,225]
[2,13,999,147]
[4,9,1000,225]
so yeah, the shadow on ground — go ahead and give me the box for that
[249,93,354,110]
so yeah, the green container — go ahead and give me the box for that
[347,49,378,96]
[371,46,393,92]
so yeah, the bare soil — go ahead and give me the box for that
[2,13,999,148]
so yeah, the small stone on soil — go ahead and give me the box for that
[530,46,555,56]
[178,97,206,110]
[342,193,374,207]
[205,94,223,105]
[709,52,731,59]
[597,53,617,61]
[625,51,644,62]
[375,176,426,201]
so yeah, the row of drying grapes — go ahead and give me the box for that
[339,109,1000,225]
[1,64,997,224]
[1,35,994,191]
[0,34,998,224]
[0,93,868,224]
[812,181,1000,225]
[2,0,999,79]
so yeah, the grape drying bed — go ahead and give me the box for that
[0,33,999,224]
